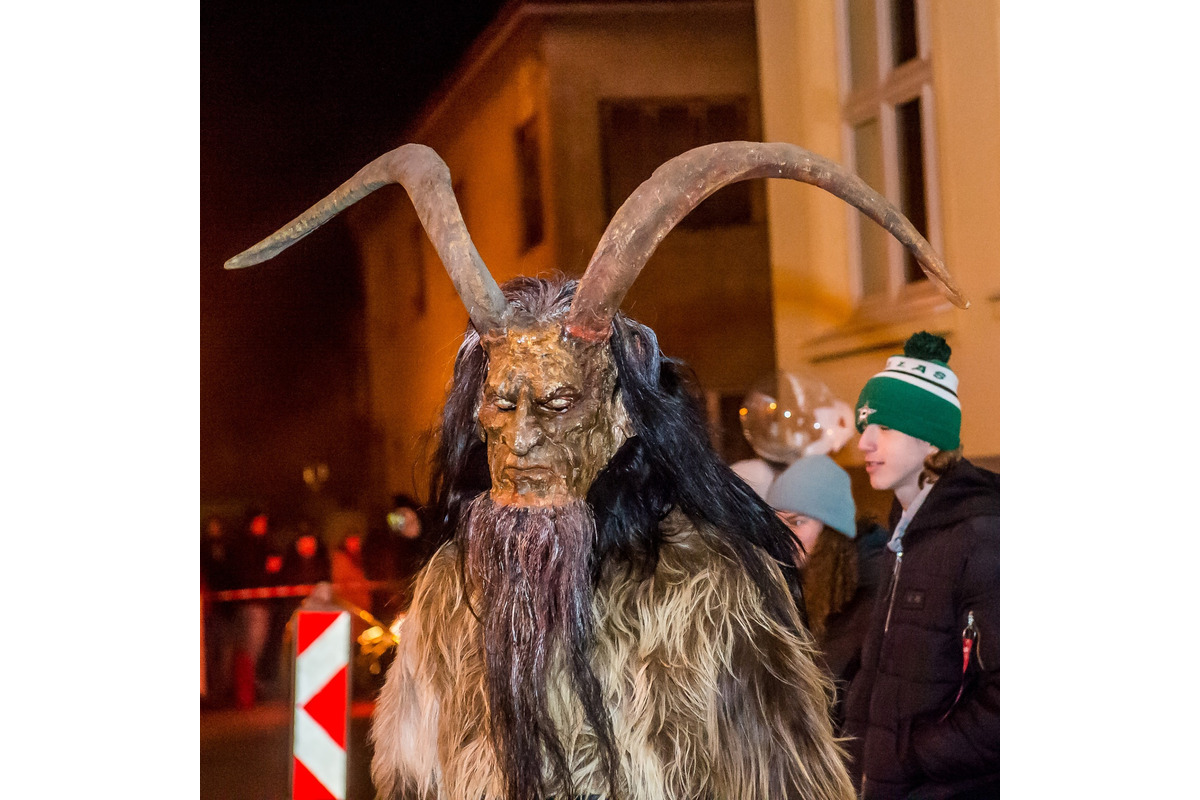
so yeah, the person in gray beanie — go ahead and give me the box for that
[767,454,858,563]
[766,455,890,731]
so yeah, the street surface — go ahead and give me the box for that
[201,700,375,800]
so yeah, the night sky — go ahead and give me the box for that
[201,1,508,513]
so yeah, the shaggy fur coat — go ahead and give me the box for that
[371,510,856,800]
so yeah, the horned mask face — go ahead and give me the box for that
[478,325,630,507]
[226,140,971,503]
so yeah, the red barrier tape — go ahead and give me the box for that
[206,581,393,603]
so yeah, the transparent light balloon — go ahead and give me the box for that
[738,370,854,464]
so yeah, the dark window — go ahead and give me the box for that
[515,119,545,252]
[600,97,753,230]
[891,0,918,66]
[895,97,928,284]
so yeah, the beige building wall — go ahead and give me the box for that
[348,0,773,501]
[347,20,554,501]
[755,0,1000,497]
[540,2,772,396]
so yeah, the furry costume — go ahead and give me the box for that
[364,276,856,799]
[372,509,852,800]
[225,141,969,800]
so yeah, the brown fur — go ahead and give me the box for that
[371,509,856,800]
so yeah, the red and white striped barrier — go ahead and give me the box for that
[292,608,350,800]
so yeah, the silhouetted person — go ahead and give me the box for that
[201,516,237,707]
[362,513,399,623]
[256,521,330,699]
[228,510,281,707]
[332,528,371,614]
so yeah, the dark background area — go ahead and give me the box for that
[201,1,508,516]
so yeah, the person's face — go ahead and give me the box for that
[477,325,630,507]
[777,511,823,566]
[858,424,937,502]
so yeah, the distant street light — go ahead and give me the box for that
[302,462,330,492]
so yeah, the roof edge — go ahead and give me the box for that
[402,0,755,143]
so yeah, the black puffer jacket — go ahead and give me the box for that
[819,521,889,732]
[844,459,1000,799]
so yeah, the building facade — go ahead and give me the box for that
[347,0,777,500]
[755,0,999,517]
[349,0,999,516]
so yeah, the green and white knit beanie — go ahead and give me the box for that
[854,331,961,451]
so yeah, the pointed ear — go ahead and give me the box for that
[610,387,634,442]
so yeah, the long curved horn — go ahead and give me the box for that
[225,143,510,335]
[564,141,969,341]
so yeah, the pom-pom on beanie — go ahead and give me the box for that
[854,331,961,451]
[766,454,857,539]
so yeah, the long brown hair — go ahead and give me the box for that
[800,528,859,640]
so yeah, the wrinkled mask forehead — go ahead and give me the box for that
[484,325,607,392]
[477,324,629,506]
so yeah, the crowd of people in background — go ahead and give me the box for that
[750,331,999,797]
[199,331,998,797]
[200,494,435,710]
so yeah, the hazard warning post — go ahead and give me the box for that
[291,585,350,800]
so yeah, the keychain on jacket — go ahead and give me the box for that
[940,610,982,722]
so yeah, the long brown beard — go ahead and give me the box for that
[462,493,615,800]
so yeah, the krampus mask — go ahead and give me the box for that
[226,140,966,514]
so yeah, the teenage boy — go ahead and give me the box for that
[844,332,1000,799]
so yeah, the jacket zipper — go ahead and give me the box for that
[883,539,903,633]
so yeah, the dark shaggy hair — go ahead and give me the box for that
[427,275,809,798]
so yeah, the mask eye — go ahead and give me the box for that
[541,397,572,412]
[494,397,516,411]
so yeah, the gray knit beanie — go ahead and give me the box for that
[765,454,856,539]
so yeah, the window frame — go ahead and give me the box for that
[514,116,546,254]
[836,0,945,316]
[597,95,757,230]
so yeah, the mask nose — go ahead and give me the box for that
[506,397,545,456]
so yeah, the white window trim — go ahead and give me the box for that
[835,0,946,323]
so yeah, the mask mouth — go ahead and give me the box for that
[504,466,557,492]
[505,465,555,479]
